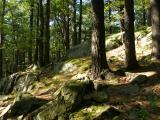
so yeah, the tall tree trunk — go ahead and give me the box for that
[72,0,77,47]
[120,5,125,32]
[39,0,44,66]
[124,0,139,70]
[0,0,6,79]
[147,7,151,26]
[151,0,160,59]
[142,0,146,26]
[44,0,50,65]
[66,0,70,50]
[108,0,112,34]
[34,2,39,65]
[78,0,82,44]
[91,0,110,79]
[120,1,125,44]
[28,0,34,65]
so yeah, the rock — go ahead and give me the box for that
[91,91,109,103]
[61,63,77,73]
[28,80,94,120]
[131,75,148,85]
[114,69,126,76]
[0,72,39,94]
[93,81,108,91]
[117,84,139,95]
[71,73,88,80]
[69,105,120,120]
[2,93,48,119]
[108,84,139,96]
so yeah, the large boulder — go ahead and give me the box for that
[2,93,48,119]
[28,80,94,120]
[131,75,149,85]
[0,71,40,94]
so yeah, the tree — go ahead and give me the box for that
[0,0,6,78]
[124,0,139,70]
[71,0,77,47]
[44,0,50,65]
[38,0,44,66]
[151,0,160,59]
[28,0,34,65]
[78,0,82,44]
[34,2,39,65]
[91,0,110,79]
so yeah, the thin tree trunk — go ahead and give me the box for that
[91,0,110,79]
[120,2,125,32]
[142,0,146,26]
[39,0,44,66]
[78,0,82,44]
[108,0,112,34]
[151,0,160,59]
[124,0,139,70]
[34,2,39,65]
[65,0,70,50]
[0,0,6,78]
[28,0,34,65]
[72,0,77,47]
[44,0,50,65]
[147,7,151,26]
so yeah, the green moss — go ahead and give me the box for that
[70,105,111,120]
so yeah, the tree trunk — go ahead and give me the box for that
[151,0,160,59]
[28,0,34,65]
[120,2,125,32]
[39,0,44,66]
[147,7,151,26]
[78,0,82,44]
[34,2,39,65]
[142,0,146,26]
[71,0,77,47]
[124,0,139,70]
[0,0,6,78]
[108,0,112,34]
[91,0,110,79]
[44,0,50,65]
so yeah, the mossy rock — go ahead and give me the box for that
[29,80,94,120]
[69,105,120,120]
[131,75,149,85]
[2,93,48,119]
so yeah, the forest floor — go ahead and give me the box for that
[48,27,160,119]
[1,27,160,119]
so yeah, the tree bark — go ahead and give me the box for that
[151,0,160,59]
[71,0,77,47]
[120,2,125,32]
[147,7,151,26]
[66,2,70,50]
[28,0,34,65]
[78,0,82,44]
[142,0,146,26]
[91,0,110,79]
[44,0,50,65]
[108,0,112,34]
[124,0,139,70]
[34,2,39,65]
[0,0,6,78]
[39,0,44,66]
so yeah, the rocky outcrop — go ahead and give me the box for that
[0,71,40,94]
[1,93,48,119]
[27,80,94,120]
